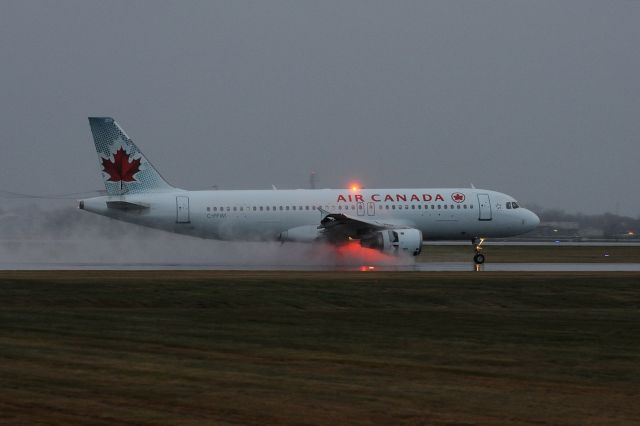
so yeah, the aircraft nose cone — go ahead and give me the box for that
[526,210,540,230]
[532,211,540,227]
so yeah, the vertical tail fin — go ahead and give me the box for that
[88,117,173,195]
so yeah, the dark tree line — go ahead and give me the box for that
[528,204,639,237]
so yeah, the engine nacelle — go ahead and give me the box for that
[279,225,322,242]
[360,228,423,256]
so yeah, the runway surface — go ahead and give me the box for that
[1,262,639,271]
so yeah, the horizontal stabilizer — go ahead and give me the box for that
[106,201,149,211]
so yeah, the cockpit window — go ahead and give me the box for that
[506,202,512,209]
[512,202,519,209]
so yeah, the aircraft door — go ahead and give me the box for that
[477,193,492,221]
[367,202,375,216]
[357,202,365,216]
[176,196,190,223]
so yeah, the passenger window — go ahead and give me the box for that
[306,206,309,210]
[226,207,230,211]
[240,207,243,211]
[431,205,435,209]
[444,205,447,209]
[233,207,237,211]
[252,206,256,211]
[212,207,217,212]
[457,205,460,209]
[437,205,441,209]
[463,205,467,209]
[292,206,296,210]
[259,206,263,211]
[392,205,396,210]
[470,205,474,209]
[286,206,290,210]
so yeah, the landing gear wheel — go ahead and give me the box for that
[471,237,486,264]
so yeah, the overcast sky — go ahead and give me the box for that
[0,1,638,216]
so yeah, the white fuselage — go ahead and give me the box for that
[80,188,539,242]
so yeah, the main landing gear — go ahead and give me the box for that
[472,237,485,264]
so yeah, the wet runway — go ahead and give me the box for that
[1,262,639,272]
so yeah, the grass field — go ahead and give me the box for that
[0,271,639,425]
[418,244,640,263]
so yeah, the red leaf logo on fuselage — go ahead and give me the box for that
[452,192,465,203]
[102,148,141,183]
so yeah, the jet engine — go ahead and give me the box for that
[360,228,423,256]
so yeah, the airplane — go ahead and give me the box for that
[79,117,539,264]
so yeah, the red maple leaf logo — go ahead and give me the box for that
[101,147,141,183]
[452,192,465,203]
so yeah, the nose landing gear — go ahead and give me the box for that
[472,237,485,264]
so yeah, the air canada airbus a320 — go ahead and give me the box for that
[79,117,539,264]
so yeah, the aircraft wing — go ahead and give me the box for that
[318,208,400,241]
